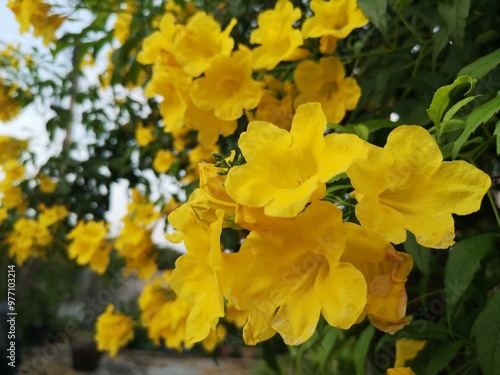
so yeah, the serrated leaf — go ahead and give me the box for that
[458,48,500,80]
[471,291,500,375]
[404,232,431,274]
[427,341,466,375]
[494,120,500,155]
[426,75,475,127]
[357,0,390,43]
[437,0,471,49]
[445,234,494,315]
[353,325,375,375]
[452,92,500,159]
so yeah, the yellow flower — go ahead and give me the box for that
[227,201,367,345]
[225,302,249,328]
[114,7,133,44]
[250,0,303,70]
[38,204,68,227]
[7,218,52,265]
[320,34,337,54]
[347,126,492,248]
[137,13,178,66]
[253,77,298,130]
[95,304,134,357]
[294,56,361,124]
[201,325,226,352]
[152,149,175,173]
[67,221,111,274]
[31,11,65,46]
[394,339,426,367]
[190,49,262,121]
[128,189,162,225]
[0,83,22,122]
[169,212,226,344]
[302,0,368,39]
[166,163,236,244]
[225,102,366,218]
[341,223,413,333]
[115,191,159,279]
[1,186,23,210]
[387,369,416,375]
[173,12,237,77]
[135,123,157,146]
[183,94,237,147]
[0,136,27,164]
[8,0,65,45]
[38,174,58,193]
[145,65,191,132]
[138,271,194,351]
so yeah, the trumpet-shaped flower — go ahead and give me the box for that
[145,65,191,132]
[250,0,303,70]
[347,126,492,248]
[7,217,52,265]
[169,213,225,343]
[294,56,361,124]
[95,304,134,357]
[225,102,366,218]
[227,201,367,345]
[137,13,178,67]
[153,149,175,173]
[190,49,262,121]
[135,123,156,146]
[183,94,237,147]
[67,220,111,274]
[252,76,298,130]
[341,223,413,333]
[173,12,237,77]
[302,0,369,40]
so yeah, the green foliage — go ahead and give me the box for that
[445,234,494,317]
[471,291,500,375]
[452,92,500,158]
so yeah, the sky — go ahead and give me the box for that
[0,1,176,249]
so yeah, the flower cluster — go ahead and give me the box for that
[137,0,368,179]
[165,102,491,346]
[95,304,135,357]
[115,189,160,279]
[7,0,65,45]
[7,204,68,265]
[67,220,112,274]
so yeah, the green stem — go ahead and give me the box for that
[487,190,500,230]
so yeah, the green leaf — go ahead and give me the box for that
[437,0,471,49]
[357,0,390,43]
[494,120,500,155]
[432,27,450,68]
[353,325,375,375]
[452,92,500,159]
[445,234,494,315]
[427,341,466,375]
[458,48,500,80]
[319,326,340,373]
[471,290,500,375]
[426,75,475,127]
[395,320,450,340]
[441,95,481,126]
[404,232,431,274]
